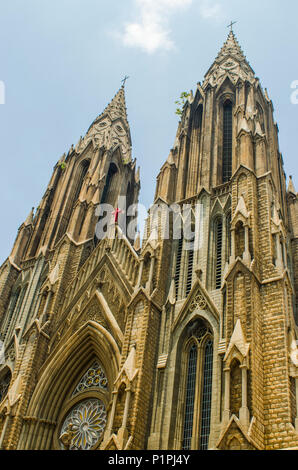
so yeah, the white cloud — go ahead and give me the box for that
[119,0,224,54]
[199,0,223,21]
[121,0,193,54]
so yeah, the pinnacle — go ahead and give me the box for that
[24,207,34,226]
[288,175,297,194]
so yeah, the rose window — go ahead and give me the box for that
[59,398,107,450]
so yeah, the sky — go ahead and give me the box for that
[0,0,298,265]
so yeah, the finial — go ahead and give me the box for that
[121,76,130,87]
[227,21,237,32]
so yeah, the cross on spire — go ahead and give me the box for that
[121,75,129,87]
[227,21,237,32]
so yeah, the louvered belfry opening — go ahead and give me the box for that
[175,237,183,299]
[215,218,223,289]
[186,249,194,297]
[222,101,233,183]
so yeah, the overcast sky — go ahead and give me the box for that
[0,0,297,264]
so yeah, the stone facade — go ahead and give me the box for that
[0,31,298,450]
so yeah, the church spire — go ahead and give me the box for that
[203,30,255,89]
[88,84,129,133]
[76,84,132,162]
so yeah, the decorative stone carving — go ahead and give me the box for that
[72,361,108,397]
[188,293,207,312]
[203,32,255,89]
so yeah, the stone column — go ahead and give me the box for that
[282,240,287,269]
[104,390,118,440]
[117,387,131,448]
[239,365,250,427]
[121,387,131,430]
[230,229,236,264]
[243,225,251,264]
[136,258,144,289]
[275,233,283,270]
[223,367,230,424]
[147,255,155,293]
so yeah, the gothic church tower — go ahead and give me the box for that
[0,32,298,451]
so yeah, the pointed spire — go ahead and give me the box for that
[215,30,247,64]
[288,175,296,195]
[89,85,129,131]
[83,84,132,162]
[203,31,255,89]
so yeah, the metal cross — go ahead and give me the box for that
[121,76,129,87]
[227,21,237,32]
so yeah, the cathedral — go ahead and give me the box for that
[1,30,298,451]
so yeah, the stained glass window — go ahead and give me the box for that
[59,398,107,450]
[72,361,108,397]
[182,344,197,450]
[199,340,213,450]
[181,322,213,450]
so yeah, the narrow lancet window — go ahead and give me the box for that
[222,101,233,183]
[199,339,213,450]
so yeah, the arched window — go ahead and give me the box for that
[215,218,223,289]
[222,101,233,183]
[0,369,11,404]
[24,263,49,331]
[181,320,213,450]
[58,359,109,450]
[53,159,90,244]
[2,286,21,340]
[73,160,90,203]
[100,163,119,206]
[256,103,265,134]
[5,283,28,342]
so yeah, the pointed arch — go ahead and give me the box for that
[178,318,214,450]
[20,321,120,450]
[101,162,119,206]
[0,367,12,405]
